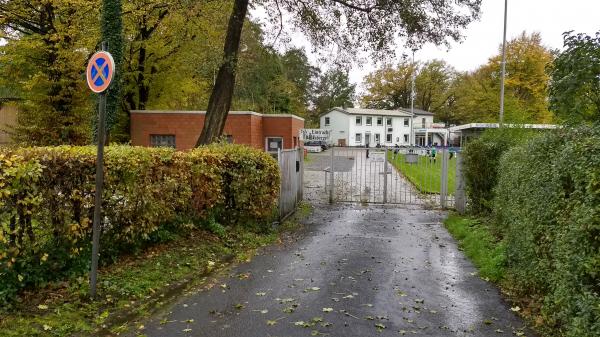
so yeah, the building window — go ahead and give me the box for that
[356,116,362,125]
[150,135,175,148]
[386,118,392,126]
[386,134,392,143]
[355,133,362,143]
[404,134,409,143]
[375,133,381,143]
[377,117,383,126]
[404,118,409,126]
[324,117,330,126]
[422,118,426,128]
[266,137,283,153]
[366,116,372,126]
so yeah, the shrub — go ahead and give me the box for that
[494,126,600,337]
[462,128,536,215]
[0,144,279,306]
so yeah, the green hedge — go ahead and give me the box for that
[0,144,279,306]
[462,128,536,215]
[494,126,600,337]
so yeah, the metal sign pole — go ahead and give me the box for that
[87,42,113,299]
[90,91,107,298]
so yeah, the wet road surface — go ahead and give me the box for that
[139,204,534,337]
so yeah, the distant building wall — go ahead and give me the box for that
[130,110,304,151]
[0,104,17,145]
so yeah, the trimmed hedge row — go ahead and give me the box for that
[0,144,279,305]
[462,128,537,215]
[494,127,600,337]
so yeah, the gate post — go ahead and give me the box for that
[455,153,467,214]
[329,147,334,204]
[440,149,449,208]
[383,147,388,203]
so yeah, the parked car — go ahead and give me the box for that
[304,142,323,153]
[316,140,330,151]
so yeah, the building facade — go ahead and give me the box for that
[131,110,304,154]
[320,107,447,147]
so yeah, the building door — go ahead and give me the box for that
[365,134,371,147]
[338,139,346,146]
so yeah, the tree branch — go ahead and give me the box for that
[330,0,376,13]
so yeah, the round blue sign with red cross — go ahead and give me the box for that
[86,51,115,93]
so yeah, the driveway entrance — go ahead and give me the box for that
[325,147,456,208]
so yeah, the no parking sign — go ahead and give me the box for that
[87,47,115,298]
[86,51,115,93]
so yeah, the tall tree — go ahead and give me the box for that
[415,60,456,114]
[447,32,554,124]
[310,67,356,125]
[549,31,600,123]
[361,61,417,110]
[196,0,483,145]
[0,0,97,145]
[361,59,456,123]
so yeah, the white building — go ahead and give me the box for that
[320,107,448,147]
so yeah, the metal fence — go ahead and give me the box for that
[278,148,303,220]
[325,146,465,209]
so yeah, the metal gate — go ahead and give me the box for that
[278,148,303,220]
[325,147,457,208]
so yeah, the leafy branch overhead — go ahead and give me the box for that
[257,0,483,57]
[197,0,483,145]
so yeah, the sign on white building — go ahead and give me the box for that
[300,129,331,142]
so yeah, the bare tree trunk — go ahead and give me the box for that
[195,0,249,146]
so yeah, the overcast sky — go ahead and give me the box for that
[274,0,599,88]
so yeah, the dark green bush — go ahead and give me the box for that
[462,128,536,215]
[494,126,600,337]
[0,144,279,306]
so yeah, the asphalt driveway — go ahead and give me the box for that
[137,204,534,337]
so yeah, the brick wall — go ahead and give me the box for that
[131,111,304,151]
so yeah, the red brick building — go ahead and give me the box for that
[130,110,304,153]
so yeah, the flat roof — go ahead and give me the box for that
[448,123,558,133]
[328,107,413,117]
[131,110,305,121]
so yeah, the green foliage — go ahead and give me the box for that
[361,61,418,110]
[309,67,356,126]
[448,32,553,124]
[444,215,505,282]
[494,126,600,336]
[462,128,536,215]
[361,60,456,124]
[549,31,600,124]
[0,144,279,306]
[0,0,98,145]
[101,0,124,133]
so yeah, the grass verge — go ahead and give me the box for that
[0,204,312,337]
[443,214,505,283]
[388,153,456,194]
